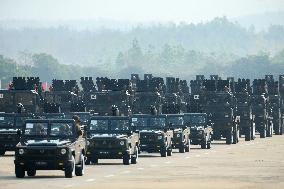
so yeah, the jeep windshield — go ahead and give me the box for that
[24,121,74,139]
[167,116,184,127]
[89,118,130,132]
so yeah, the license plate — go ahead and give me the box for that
[36,161,47,166]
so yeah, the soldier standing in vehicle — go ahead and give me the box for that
[72,115,82,136]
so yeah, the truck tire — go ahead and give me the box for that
[167,147,172,156]
[15,165,25,178]
[65,156,75,178]
[245,127,251,141]
[185,142,190,152]
[123,154,130,165]
[201,138,207,149]
[0,149,5,156]
[131,146,138,164]
[75,154,85,176]
[251,123,255,140]
[226,129,233,144]
[160,146,167,157]
[280,124,283,135]
[260,127,266,138]
[179,144,185,153]
[27,168,36,176]
[266,124,273,137]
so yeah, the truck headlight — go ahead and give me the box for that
[61,149,67,155]
[158,135,163,140]
[19,149,25,155]
[120,141,125,146]
[225,114,229,118]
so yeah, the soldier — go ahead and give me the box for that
[72,115,82,136]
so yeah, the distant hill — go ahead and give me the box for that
[233,11,284,31]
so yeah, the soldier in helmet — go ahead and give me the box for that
[72,115,82,136]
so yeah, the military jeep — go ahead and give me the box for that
[86,116,139,165]
[14,119,86,178]
[184,113,213,149]
[166,114,190,153]
[0,113,33,155]
[131,114,174,157]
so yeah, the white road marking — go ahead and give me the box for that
[121,170,131,174]
[226,147,231,150]
[185,156,190,159]
[64,184,74,188]
[195,155,200,157]
[204,152,209,155]
[165,161,171,164]
[86,179,95,182]
[150,164,158,167]
[137,167,144,170]
[104,174,115,178]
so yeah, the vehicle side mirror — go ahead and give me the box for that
[17,129,21,136]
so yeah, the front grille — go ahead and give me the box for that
[27,148,57,156]
[93,140,121,149]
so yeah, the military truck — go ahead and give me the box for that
[162,77,188,114]
[234,79,255,141]
[0,113,33,155]
[85,116,139,165]
[132,74,165,114]
[14,119,86,178]
[184,113,212,149]
[188,75,206,113]
[251,79,273,138]
[203,77,240,144]
[131,114,173,157]
[0,77,42,113]
[265,75,281,135]
[166,114,190,153]
[81,77,133,116]
[43,79,80,113]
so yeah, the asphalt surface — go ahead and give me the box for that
[1,135,284,189]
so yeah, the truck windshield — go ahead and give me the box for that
[131,117,148,127]
[110,120,130,131]
[0,116,14,128]
[167,116,183,126]
[15,117,31,127]
[184,115,206,124]
[149,117,166,127]
[89,119,108,131]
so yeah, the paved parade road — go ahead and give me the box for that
[1,135,284,189]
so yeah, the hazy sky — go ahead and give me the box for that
[0,0,284,23]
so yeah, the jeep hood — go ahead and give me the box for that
[25,139,72,146]
[89,134,127,140]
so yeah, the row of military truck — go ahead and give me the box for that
[0,74,283,178]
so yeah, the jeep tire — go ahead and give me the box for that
[65,156,75,178]
[15,165,25,178]
[75,154,85,176]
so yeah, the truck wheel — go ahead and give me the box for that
[280,124,283,135]
[206,141,211,149]
[260,127,266,138]
[131,146,138,164]
[179,143,185,153]
[185,142,190,152]
[167,147,172,156]
[75,154,85,176]
[233,125,238,144]
[160,146,167,157]
[15,165,25,178]
[201,139,206,149]
[85,158,91,165]
[0,150,5,156]
[275,124,280,135]
[226,130,233,144]
[65,156,75,178]
[245,127,251,141]
[266,125,273,137]
[27,168,36,176]
[123,154,130,165]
